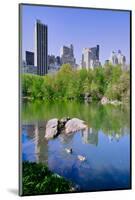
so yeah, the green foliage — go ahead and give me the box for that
[22,100,130,136]
[22,64,130,102]
[22,162,73,195]
[105,68,130,101]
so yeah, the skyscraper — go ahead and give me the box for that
[34,20,48,75]
[60,44,76,67]
[22,52,36,74]
[81,45,100,69]
[48,55,56,69]
[109,50,126,67]
[25,51,34,66]
[55,56,61,66]
[109,51,118,65]
[117,50,126,65]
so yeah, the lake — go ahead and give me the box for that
[21,101,131,192]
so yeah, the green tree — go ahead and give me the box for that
[21,64,130,103]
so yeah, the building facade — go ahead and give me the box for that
[60,44,76,67]
[109,51,118,65]
[117,50,126,66]
[109,50,126,67]
[81,45,100,69]
[48,55,56,69]
[25,51,34,66]
[55,56,61,66]
[34,20,48,75]
[48,55,61,73]
[104,60,110,66]
[22,60,37,74]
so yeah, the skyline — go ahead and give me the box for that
[22,5,130,65]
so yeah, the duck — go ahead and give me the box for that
[77,155,86,161]
[65,148,72,154]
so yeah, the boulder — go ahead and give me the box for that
[101,96,109,105]
[45,118,58,140]
[45,117,88,139]
[59,117,70,127]
[60,117,70,124]
[65,118,87,134]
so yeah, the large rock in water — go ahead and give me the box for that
[65,118,87,134]
[45,118,58,140]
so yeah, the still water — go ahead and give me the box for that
[22,101,130,191]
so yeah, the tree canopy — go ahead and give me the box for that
[22,64,130,102]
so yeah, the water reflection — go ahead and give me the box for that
[22,102,130,191]
[35,121,48,163]
[22,120,129,162]
[82,128,98,145]
[22,121,48,163]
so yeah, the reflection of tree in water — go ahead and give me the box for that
[92,105,127,133]
[58,127,99,146]
[23,117,129,164]
[81,125,129,145]
[55,125,129,147]
[103,126,130,142]
[22,101,130,138]
[22,101,130,164]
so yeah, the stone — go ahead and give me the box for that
[60,117,70,125]
[45,118,58,140]
[45,117,88,139]
[65,118,87,134]
[110,100,122,105]
[101,96,109,105]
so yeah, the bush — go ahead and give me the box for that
[22,162,73,195]
[21,64,130,102]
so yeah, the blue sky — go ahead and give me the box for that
[21,5,130,65]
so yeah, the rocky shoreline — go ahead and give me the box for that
[100,96,122,105]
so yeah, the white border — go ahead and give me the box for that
[0,0,134,200]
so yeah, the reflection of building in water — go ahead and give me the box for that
[82,127,98,146]
[108,134,113,142]
[122,127,130,135]
[108,133,121,142]
[115,133,121,142]
[107,127,130,142]
[35,121,48,163]
[25,124,35,139]
[59,132,74,144]
[23,121,48,164]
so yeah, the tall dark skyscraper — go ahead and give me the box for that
[25,51,34,65]
[34,20,48,75]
